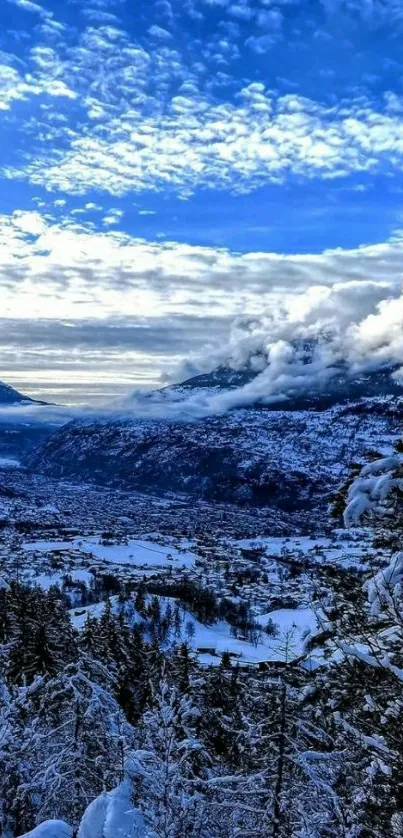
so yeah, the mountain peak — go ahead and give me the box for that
[169,366,257,393]
[0,380,47,405]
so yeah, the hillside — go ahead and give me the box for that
[26,362,403,520]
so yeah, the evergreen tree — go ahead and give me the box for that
[11,657,131,834]
[128,674,216,837]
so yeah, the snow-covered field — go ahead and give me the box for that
[235,533,372,569]
[25,568,94,592]
[70,598,119,630]
[190,606,318,665]
[0,455,20,468]
[70,595,318,665]
[22,536,196,569]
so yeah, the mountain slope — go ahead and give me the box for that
[0,381,35,404]
[26,397,402,523]
[26,363,403,522]
[0,381,55,461]
[0,380,49,405]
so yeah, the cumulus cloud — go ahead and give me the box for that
[14,87,403,197]
[154,278,403,418]
[2,2,403,198]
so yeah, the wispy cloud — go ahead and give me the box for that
[6,0,51,18]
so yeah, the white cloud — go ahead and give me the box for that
[2,0,403,210]
[0,58,76,111]
[2,209,403,324]
[6,0,50,17]
[8,82,403,197]
[245,33,278,52]
[228,3,254,20]
[321,0,403,27]
[12,210,47,236]
[1,9,403,198]
[102,208,124,225]
[147,24,172,39]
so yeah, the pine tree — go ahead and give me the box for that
[316,552,403,836]
[4,584,77,686]
[135,580,147,615]
[201,662,245,767]
[170,642,195,694]
[128,673,216,837]
[12,657,131,833]
[240,635,347,838]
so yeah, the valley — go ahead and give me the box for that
[0,442,395,670]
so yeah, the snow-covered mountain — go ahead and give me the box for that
[0,380,38,404]
[0,379,53,406]
[164,363,403,409]
[165,366,257,395]
[26,364,403,522]
[0,380,55,461]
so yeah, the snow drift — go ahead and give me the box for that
[18,821,72,838]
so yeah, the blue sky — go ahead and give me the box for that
[1,0,403,402]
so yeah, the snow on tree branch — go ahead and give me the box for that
[344,453,403,527]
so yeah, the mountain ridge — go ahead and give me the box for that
[0,379,49,406]
[161,362,403,411]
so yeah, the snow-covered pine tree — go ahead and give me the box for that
[11,656,131,834]
[127,672,221,837]
[241,632,346,838]
[320,555,403,835]
[169,641,196,694]
[201,660,245,768]
[4,584,76,686]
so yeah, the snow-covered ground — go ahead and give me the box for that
[25,568,94,591]
[70,595,318,665]
[18,820,72,838]
[22,536,196,569]
[0,455,20,468]
[236,536,334,554]
[188,606,318,665]
[70,598,119,630]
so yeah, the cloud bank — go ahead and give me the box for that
[2,276,403,424]
[135,277,403,420]
[0,210,403,407]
